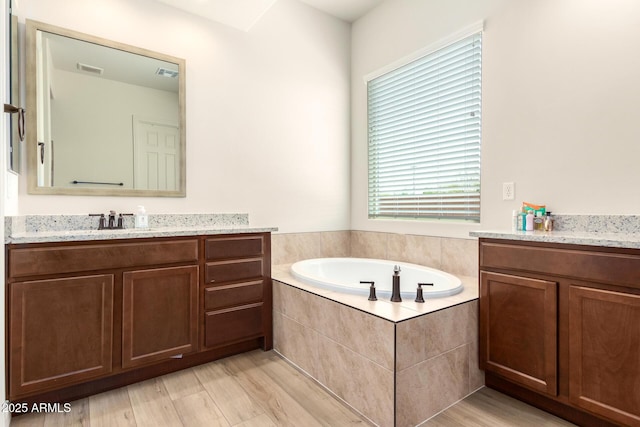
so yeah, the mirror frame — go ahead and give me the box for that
[26,19,186,197]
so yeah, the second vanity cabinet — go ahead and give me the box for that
[203,235,271,349]
[479,239,640,427]
[6,232,271,405]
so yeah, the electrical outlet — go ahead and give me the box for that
[503,182,515,200]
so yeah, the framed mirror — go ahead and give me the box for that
[26,19,186,197]
[8,12,22,173]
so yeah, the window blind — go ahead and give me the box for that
[367,33,482,222]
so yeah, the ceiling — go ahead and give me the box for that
[152,0,384,31]
[297,0,384,22]
[43,32,180,93]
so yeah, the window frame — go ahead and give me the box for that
[366,24,483,223]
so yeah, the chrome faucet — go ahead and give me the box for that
[390,265,402,302]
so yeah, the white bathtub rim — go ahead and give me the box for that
[290,257,463,299]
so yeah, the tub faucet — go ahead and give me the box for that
[390,265,402,302]
[360,281,377,301]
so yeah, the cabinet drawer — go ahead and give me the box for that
[9,240,199,278]
[205,258,264,284]
[205,280,263,311]
[480,241,640,289]
[205,303,263,348]
[206,235,264,261]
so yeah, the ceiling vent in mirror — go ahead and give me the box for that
[77,62,104,75]
[156,67,179,78]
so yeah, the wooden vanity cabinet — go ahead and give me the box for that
[9,275,114,398]
[202,234,272,350]
[568,285,640,426]
[6,232,272,405]
[479,271,558,396]
[122,265,199,369]
[479,239,640,427]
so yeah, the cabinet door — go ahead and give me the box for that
[122,266,198,369]
[9,275,114,398]
[569,286,640,426]
[480,271,558,396]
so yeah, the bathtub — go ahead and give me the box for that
[290,257,463,299]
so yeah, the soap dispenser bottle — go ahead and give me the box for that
[135,205,149,229]
[525,209,534,231]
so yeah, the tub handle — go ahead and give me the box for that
[415,283,434,303]
[360,281,377,301]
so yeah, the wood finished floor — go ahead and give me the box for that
[11,350,576,427]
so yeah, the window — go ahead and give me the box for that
[367,32,482,222]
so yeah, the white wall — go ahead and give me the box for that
[14,0,351,233]
[352,0,640,237]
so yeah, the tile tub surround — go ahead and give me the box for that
[273,230,478,278]
[5,213,277,244]
[272,266,481,427]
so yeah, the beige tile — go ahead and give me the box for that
[272,280,321,326]
[276,275,395,370]
[396,302,476,371]
[396,345,470,427]
[271,232,324,265]
[320,230,351,257]
[469,335,485,392]
[315,300,395,370]
[350,231,388,259]
[89,387,136,427]
[270,233,290,265]
[441,237,479,278]
[466,301,485,392]
[273,311,321,379]
[172,391,229,427]
[315,335,394,427]
[387,234,442,268]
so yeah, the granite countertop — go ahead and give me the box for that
[470,214,640,249]
[470,229,640,250]
[5,213,277,244]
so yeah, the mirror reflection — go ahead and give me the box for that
[26,20,186,196]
